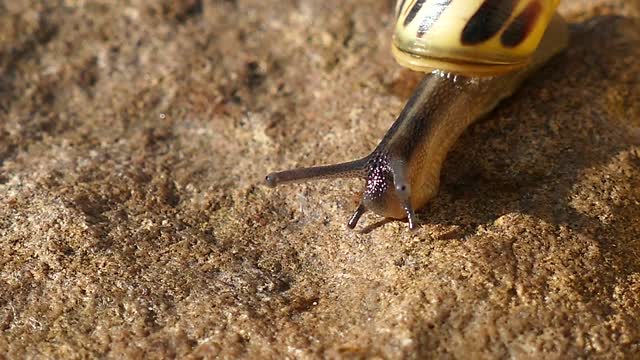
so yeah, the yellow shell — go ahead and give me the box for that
[393,0,561,76]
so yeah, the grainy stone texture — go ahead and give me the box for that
[0,0,639,358]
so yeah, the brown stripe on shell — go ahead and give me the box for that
[403,0,427,27]
[501,0,543,47]
[417,0,452,37]
[461,0,518,45]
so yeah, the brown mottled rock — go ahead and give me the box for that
[0,0,639,358]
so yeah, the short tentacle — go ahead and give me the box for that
[347,203,367,229]
[390,159,418,229]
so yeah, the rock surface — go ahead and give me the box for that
[1,0,639,358]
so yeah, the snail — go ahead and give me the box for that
[265,0,569,229]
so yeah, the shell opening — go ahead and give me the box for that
[391,43,530,77]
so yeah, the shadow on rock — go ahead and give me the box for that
[407,15,640,262]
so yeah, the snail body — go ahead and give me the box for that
[265,1,568,229]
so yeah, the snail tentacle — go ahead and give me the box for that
[347,203,367,229]
[265,157,369,188]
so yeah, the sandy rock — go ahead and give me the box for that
[0,0,639,358]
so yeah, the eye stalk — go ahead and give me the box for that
[265,158,368,187]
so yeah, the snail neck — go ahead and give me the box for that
[376,67,541,210]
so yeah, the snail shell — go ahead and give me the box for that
[393,0,561,76]
[264,0,568,229]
